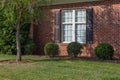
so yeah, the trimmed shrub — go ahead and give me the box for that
[44,42,59,57]
[95,43,114,60]
[67,42,83,58]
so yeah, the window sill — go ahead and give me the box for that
[59,43,68,46]
[58,42,87,46]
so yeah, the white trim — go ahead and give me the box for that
[62,41,71,43]
[72,10,75,42]
[62,22,86,24]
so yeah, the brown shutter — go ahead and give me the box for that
[86,8,93,44]
[54,11,60,43]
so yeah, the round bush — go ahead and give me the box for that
[95,43,114,60]
[67,42,83,58]
[44,42,59,57]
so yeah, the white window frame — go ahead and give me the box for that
[61,9,86,43]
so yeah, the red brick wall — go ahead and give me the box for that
[33,0,120,58]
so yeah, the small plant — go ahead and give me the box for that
[67,42,83,58]
[95,43,114,60]
[44,42,59,57]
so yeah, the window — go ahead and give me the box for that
[61,9,86,43]
[54,8,93,44]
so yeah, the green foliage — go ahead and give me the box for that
[23,39,35,55]
[0,0,51,56]
[44,42,59,57]
[0,4,15,55]
[67,42,83,58]
[20,23,36,55]
[0,10,16,55]
[0,0,51,61]
[0,0,51,27]
[95,43,114,60]
[0,17,35,55]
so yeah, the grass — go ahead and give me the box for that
[0,54,120,80]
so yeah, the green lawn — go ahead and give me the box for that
[0,54,120,80]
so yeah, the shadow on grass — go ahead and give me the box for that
[26,56,120,64]
[29,57,70,62]
[28,56,98,63]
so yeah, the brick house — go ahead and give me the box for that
[33,0,120,58]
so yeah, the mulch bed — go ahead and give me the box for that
[0,60,32,65]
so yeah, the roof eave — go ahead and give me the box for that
[51,0,99,5]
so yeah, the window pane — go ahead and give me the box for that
[76,24,86,30]
[76,36,86,43]
[76,37,82,43]
[62,10,72,23]
[81,37,86,43]
[62,24,72,42]
[81,31,86,36]
[75,9,86,23]
[68,37,72,42]
[75,24,86,43]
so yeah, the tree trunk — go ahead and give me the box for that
[16,12,22,62]
[16,24,21,62]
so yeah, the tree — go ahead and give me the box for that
[0,0,51,62]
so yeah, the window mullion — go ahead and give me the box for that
[72,10,75,42]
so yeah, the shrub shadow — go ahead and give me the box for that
[29,56,120,64]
